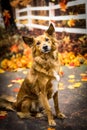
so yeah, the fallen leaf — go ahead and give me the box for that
[12,88,20,92]
[16,79,24,84]
[0,69,5,73]
[11,78,24,84]
[81,76,87,81]
[11,79,16,83]
[68,79,75,83]
[0,111,7,119]
[68,75,75,78]
[23,71,28,74]
[7,84,13,87]
[47,127,55,130]
[80,73,87,76]
[68,85,74,89]
[73,82,82,88]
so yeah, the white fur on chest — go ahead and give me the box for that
[51,71,60,96]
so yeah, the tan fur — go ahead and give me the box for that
[15,24,65,126]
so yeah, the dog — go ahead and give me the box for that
[14,23,66,126]
[0,23,65,126]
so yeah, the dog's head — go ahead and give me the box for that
[22,23,58,55]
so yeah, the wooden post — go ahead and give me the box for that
[49,2,55,26]
[15,8,20,28]
[27,5,32,30]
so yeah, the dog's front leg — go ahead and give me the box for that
[53,91,66,119]
[39,92,56,126]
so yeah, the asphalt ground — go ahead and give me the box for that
[0,65,87,130]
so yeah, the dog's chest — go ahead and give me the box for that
[51,71,60,96]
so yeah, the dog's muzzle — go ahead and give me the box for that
[42,44,51,53]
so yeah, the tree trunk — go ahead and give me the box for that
[1,0,17,31]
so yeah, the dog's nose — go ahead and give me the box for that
[43,45,48,50]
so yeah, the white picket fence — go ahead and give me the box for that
[15,0,87,34]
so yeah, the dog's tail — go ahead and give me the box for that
[0,96,16,111]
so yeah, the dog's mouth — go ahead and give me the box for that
[41,45,51,53]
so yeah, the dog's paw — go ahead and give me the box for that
[17,112,31,119]
[57,112,66,119]
[48,119,56,126]
[36,112,43,118]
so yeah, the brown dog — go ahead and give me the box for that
[15,23,65,126]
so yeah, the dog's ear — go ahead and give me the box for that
[46,23,55,35]
[22,36,34,47]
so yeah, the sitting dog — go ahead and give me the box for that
[14,23,65,126]
[0,23,65,126]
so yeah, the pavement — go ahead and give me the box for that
[0,65,87,130]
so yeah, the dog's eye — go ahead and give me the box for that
[45,38,49,41]
[36,41,40,45]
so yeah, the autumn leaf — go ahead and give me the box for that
[59,82,64,90]
[10,44,19,53]
[81,76,87,82]
[79,35,86,43]
[10,0,31,7]
[67,19,76,27]
[68,79,75,83]
[0,69,5,73]
[10,0,19,7]
[7,84,13,88]
[68,85,74,89]
[59,0,67,12]
[11,78,24,84]
[80,73,87,76]
[0,111,7,119]
[47,127,56,130]
[63,36,70,43]
[73,82,82,88]
[23,71,28,74]
[68,75,75,79]
[12,87,20,92]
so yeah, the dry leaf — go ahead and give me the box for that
[0,111,7,119]
[68,85,74,89]
[73,82,81,88]
[67,19,76,27]
[63,36,70,44]
[80,73,87,76]
[23,71,28,74]
[0,69,5,73]
[81,76,87,82]
[11,78,24,84]
[12,88,20,92]
[68,79,75,83]
[47,127,55,130]
[68,75,75,79]
[7,84,13,88]
[59,0,67,12]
